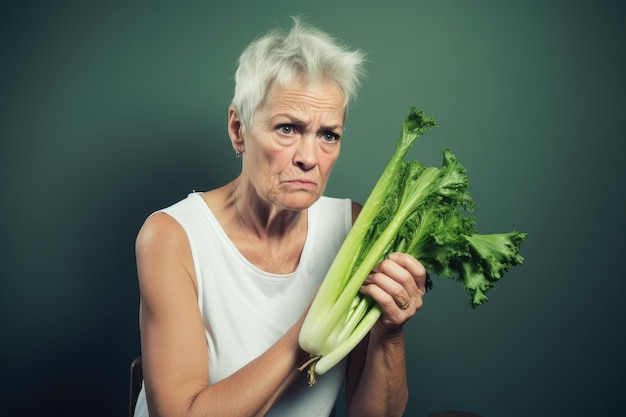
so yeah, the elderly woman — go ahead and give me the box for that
[133,19,427,417]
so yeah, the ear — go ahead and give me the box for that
[228,105,245,153]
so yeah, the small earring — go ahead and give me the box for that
[235,147,242,158]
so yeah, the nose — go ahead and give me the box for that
[293,135,318,171]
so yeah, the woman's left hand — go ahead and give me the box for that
[359,252,427,335]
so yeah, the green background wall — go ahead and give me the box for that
[2,1,624,416]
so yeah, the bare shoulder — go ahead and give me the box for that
[135,211,196,291]
[136,212,185,251]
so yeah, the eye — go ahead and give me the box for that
[322,131,340,142]
[278,124,295,135]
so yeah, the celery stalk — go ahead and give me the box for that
[298,106,527,386]
[298,107,437,379]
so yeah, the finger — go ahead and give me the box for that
[371,256,423,296]
[360,279,411,314]
[388,252,428,291]
[368,257,417,295]
[360,276,424,318]
[363,270,410,310]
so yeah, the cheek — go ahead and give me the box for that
[320,150,340,176]
[263,149,293,176]
[322,160,337,176]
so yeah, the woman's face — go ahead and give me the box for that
[234,77,346,211]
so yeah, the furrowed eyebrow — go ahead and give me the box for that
[319,123,343,131]
[273,114,306,125]
[271,114,343,135]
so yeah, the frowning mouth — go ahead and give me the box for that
[285,179,317,188]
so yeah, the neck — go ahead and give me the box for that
[231,179,307,273]
[231,179,305,239]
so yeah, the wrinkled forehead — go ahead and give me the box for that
[255,76,347,124]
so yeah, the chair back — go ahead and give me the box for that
[129,357,143,417]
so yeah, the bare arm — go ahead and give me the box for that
[136,213,309,417]
[344,204,427,417]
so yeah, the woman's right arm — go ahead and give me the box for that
[136,213,308,417]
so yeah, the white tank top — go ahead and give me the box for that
[134,192,353,417]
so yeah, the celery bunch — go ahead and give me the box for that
[298,107,527,385]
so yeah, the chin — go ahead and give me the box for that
[279,191,322,211]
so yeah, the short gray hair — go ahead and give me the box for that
[231,17,366,129]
